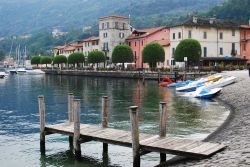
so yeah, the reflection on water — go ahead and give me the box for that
[0,75,229,167]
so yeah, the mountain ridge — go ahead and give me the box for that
[0,0,225,37]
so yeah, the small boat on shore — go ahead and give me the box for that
[176,81,204,92]
[183,87,222,99]
[201,76,236,90]
[168,80,192,88]
[194,88,222,99]
[159,77,173,87]
[176,74,222,92]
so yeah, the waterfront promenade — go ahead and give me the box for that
[168,70,250,167]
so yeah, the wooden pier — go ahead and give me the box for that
[38,94,226,166]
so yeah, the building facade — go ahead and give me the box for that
[82,36,99,57]
[240,25,250,63]
[126,26,170,68]
[99,15,132,61]
[170,17,241,66]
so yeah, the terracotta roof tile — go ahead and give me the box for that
[126,26,168,40]
[64,46,76,51]
[82,36,99,42]
[240,25,250,29]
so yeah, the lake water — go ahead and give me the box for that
[0,74,229,167]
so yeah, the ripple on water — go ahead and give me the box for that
[0,75,230,167]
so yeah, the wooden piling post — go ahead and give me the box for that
[159,102,167,163]
[142,69,145,85]
[129,106,140,167]
[102,96,109,153]
[158,70,161,83]
[68,93,74,149]
[38,95,46,155]
[73,99,81,159]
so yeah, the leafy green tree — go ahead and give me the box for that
[53,55,67,67]
[174,39,201,65]
[88,50,105,68]
[31,56,41,67]
[40,56,52,67]
[142,42,165,69]
[0,49,5,61]
[112,45,133,69]
[68,52,85,67]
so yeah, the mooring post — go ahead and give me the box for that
[102,96,109,153]
[158,70,161,83]
[129,106,140,167]
[159,102,167,163]
[68,93,74,149]
[73,99,81,159]
[142,69,145,85]
[38,95,46,155]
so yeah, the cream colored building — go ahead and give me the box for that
[82,36,100,57]
[99,15,132,61]
[170,17,240,66]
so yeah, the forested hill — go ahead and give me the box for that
[0,0,224,37]
[207,0,250,23]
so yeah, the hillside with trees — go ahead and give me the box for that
[206,0,250,23]
[0,0,225,37]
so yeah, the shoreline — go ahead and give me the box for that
[165,70,250,167]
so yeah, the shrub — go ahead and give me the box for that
[31,56,41,67]
[112,45,133,69]
[142,42,165,69]
[88,50,105,68]
[174,39,201,65]
[68,52,85,67]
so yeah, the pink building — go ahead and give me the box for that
[126,26,170,69]
[240,25,250,64]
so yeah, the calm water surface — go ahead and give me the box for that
[0,74,229,167]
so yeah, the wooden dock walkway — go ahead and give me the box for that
[38,94,226,167]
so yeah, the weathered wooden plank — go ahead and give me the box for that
[38,95,46,154]
[129,106,140,167]
[44,122,225,158]
[187,143,216,154]
[201,144,226,156]
[73,99,81,159]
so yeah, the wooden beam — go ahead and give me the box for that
[68,93,74,149]
[129,106,140,167]
[102,96,109,154]
[73,99,81,159]
[159,102,167,163]
[38,95,46,155]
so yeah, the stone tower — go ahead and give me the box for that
[99,15,132,62]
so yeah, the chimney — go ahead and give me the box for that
[193,16,198,23]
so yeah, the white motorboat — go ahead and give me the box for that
[16,68,26,74]
[26,69,45,75]
[183,76,236,98]
[9,69,17,74]
[0,72,8,78]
